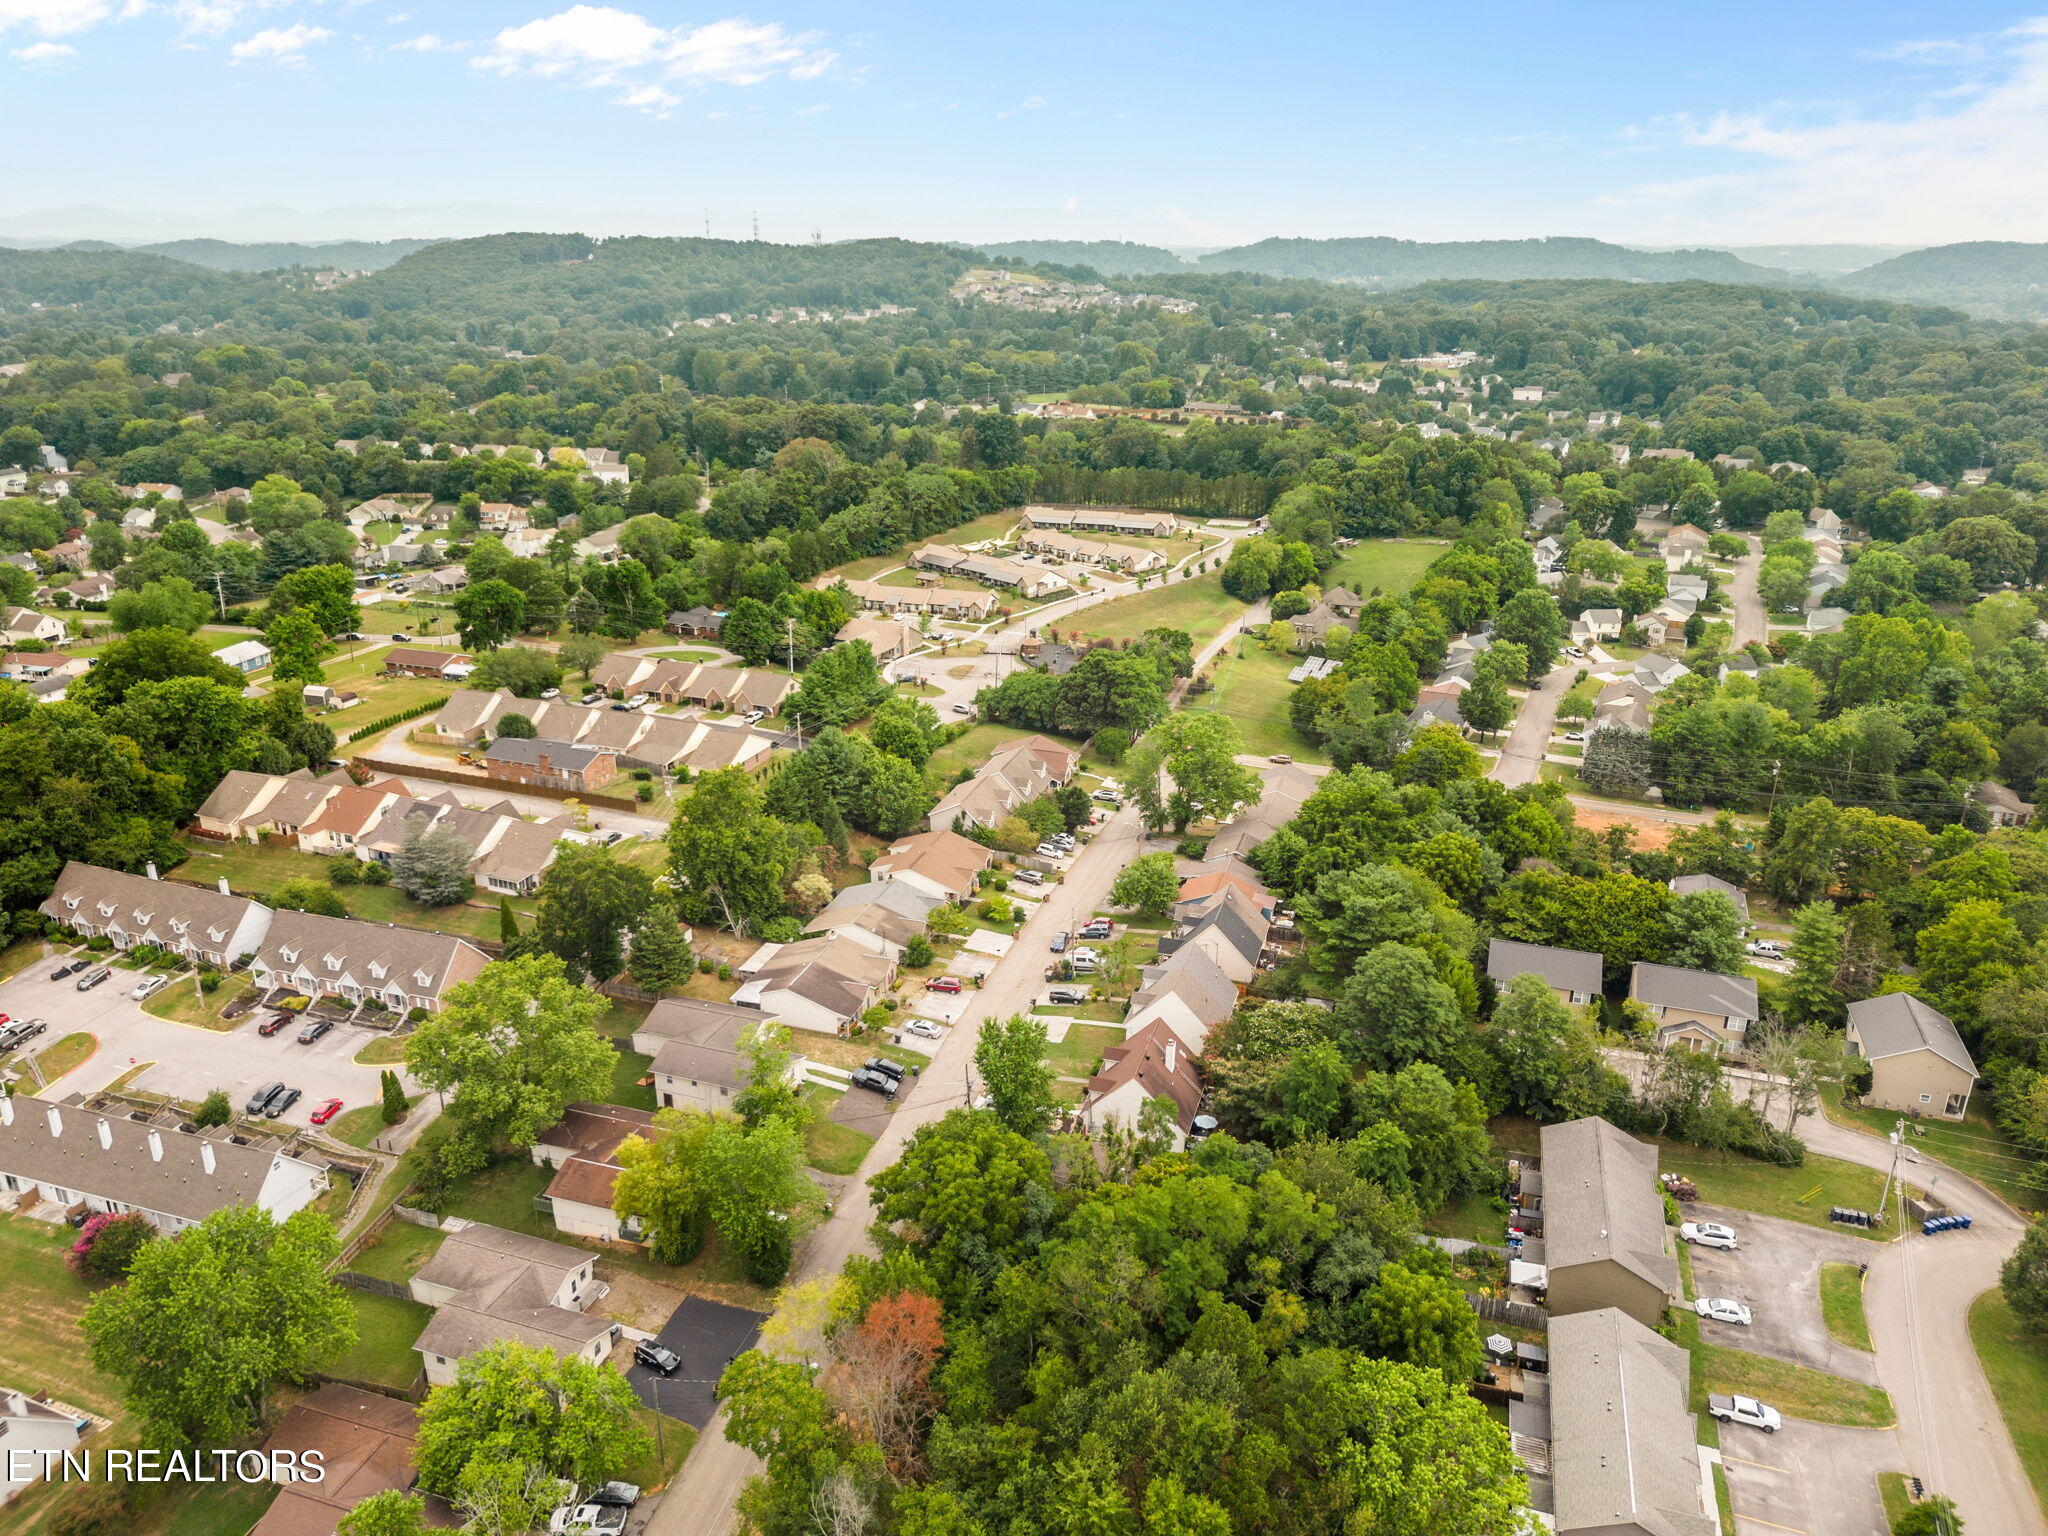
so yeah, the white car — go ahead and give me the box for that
[1565,645,1586,657]
[1707,1394,1781,1433]
[1694,1297,1753,1326]
[1034,843,1065,859]
[1745,940,1785,958]
[905,1019,943,1039]
[624,693,650,709]
[131,974,169,1000]
[1563,730,1584,742]
[1681,1221,1739,1250]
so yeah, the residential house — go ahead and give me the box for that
[1810,507,1844,534]
[1487,939,1602,1006]
[250,911,490,1014]
[1291,601,1355,649]
[252,1385,455,1536]
[928,734,1080,833]
[502,527,551,560]
[0,1389,89,1507]
[1573,607,1623,644]
[0,608,65,645]
[1638,448,1696,463]
[1847,994,1977,1122]
[732,935,896,1036]
[408,1224,614,1388]
[836,613,923,663]
[0,1095,326,1233]
[356,798,569,897]
[346,497,413,525]
[192,768,350,842]
[1662,523,1710,561]
[841,579,997,621]
[383,648,473,679]
[573,525,626,563]
[912,545,1072,599]
[1911,480,1947,499]
[1321,586,1364,619]
[1125,944,1238,1056]
[583,656,796,716]
[483,737,619,793]
[212,638,271,674]
[810,880,941,957]
[634,998,780,1116]
[1628,962,1758,1054]
[119,508,156,536]
[1161,900,1266,986]
[297,782,412,857]
[1080,1020,1204,1149]
[0,650,84,700]
[1019,505,1178,537]
[1805,606,1848,635]
[1633,655,1689,693]
[40,861,271,967]
[531,1103,660,1243]
[1548,1308,1715,1536]
[1538,1117,1679,1328]
[477,503,528,531]
[1668,872,1749,923]
[419,565,468,595]
[433,690,777,777]
[1972,780,2035,828]
[1018,529,1168,571]
[60,574,113,605]
[1405,691,1469,736]
[1204,761,1318,863]
[666,606,727,638]
[1174,861,1274,924]
[869,828,995,904]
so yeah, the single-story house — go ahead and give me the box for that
[40,860,272,968]
[666,606,726,638]
[732,934,896,1036]
[252,1385,457,1536]
[869,828,995,904]
[483,737,619,793]
[841,579,998,621]
[1847,994,1976,1122]
[0,1388,89,1508]
[1628,962,1758,1054]
[1487,939,1603,1006]
[531,1103,660,1243]
[1668,872,1749,923]
[1972,780,2035,828]
[1018,529,1168,571]
[836,613,923,663]
[1539,1116,1679,1328]
[382,648,473,679]
[1806,607,1848,635]
[1019,505,1178,537]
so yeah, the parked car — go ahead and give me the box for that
[742,708,768,724]
[1268,753,1293,764]
[581,691,605,706]
[1565,645,1586,658]
[1047,986,1090,1005]
[1035,843,1065,859]
[1077,921,1112,940]
[633,1341,682,1375]
[624,692,650,709]
[74,966,111,991]
[926,976,962,994]
[1680,1221,1739,1250]
[1067,946,1101,964]
[131,974,168,1001]
[0,1020,46,1052]
[309,1098,345,1126]
[1050,931,1070,953]
[1563,731,1585,742]
[256,1012,291,1037]
[1015,868,1044,885]
[850,1067,898,1097]
[1694,1297,1753,1326]
[389,632,412,643]
[586,1483,641,1510]
[1092,788,1120,803]
[1706,1394,1780,1433]
[540,687,560,700]
[951,703,972,714]
[905,1018,943,1039]
[48,960,83,981]
[298,1018,335,1045]
[865,1057,909,1083]
[247,1081,286,1116]
[264,1086,303,1119]
[1745,940,1786,958]
[547,1503,628,1536]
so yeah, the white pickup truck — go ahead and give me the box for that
[1707,1394,1782,1433]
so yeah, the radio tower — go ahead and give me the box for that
[811,225,822,245]
[703,207,710,237]
[751,210,760,242]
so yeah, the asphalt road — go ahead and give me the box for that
[643,803,1155,1536]
[1489,662,1573,788]
[1726,534,1766,650]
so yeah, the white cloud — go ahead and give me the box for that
[10,36,74,58]
[472,5,833,110]
[1627,17,2048,240]
[794,100,826,115]
[0,0,115,38]
[995,93,1044,119]
[228,20,329,62]
[390,31,459,51]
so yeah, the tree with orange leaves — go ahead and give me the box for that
[829,1291,944,1477]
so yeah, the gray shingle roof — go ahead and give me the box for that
[1549,1308,1716,1536]
[485,736,609,772]
[1847,993,1977,1077]
[1629,962,1758,1022]
[1668,873,1750,921]
[1539,1117,1678,1300]
[1487,938,1603,996]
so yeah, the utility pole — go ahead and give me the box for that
[213,569,227,620]
[1877,1118,1906,1228]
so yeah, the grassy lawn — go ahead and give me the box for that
[1691,1342,1896,1427]
[141,973,252,1030]
[346,1219,446,1284]
[1878,1472,1914,1531]
[1655,1139,1903,1239]
[917,510,1027,550]
[0,1214,124,1417]
[619,1406,698,1493]
[1044,1023,1123,1079]
[1828,1095,2044,1217]
[1326,538,1440,597]
[927,722,1083,785]
[1204,644,1327,763]
[1969,1290,2048,1518]
[354,1035,407,1064]
[610,1046,656,1111]
[158,1483,280,1536]
[805,1117,875,1176]
[440,1156,558,1238]
[1422,1189,1508,1246]
[1067,571,1246,644]
[26,1031,96,1085]
[1820,1261,1875,1351]
[0,937,48,983]
[173,837,520,944]
[646,647,723,663]
[329,1098,419,1148]
[327,1290,432,1391]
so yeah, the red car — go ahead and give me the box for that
[309,1098,344,1126]
[926,976,963,994]
[256,1012,290,1037]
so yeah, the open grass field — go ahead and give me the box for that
[1969,1290,2048,1518]
[1819,1261,1875,1351]
[1828,1096,2043,1216]
[927,722,1083,784]
[0,1214,124,1418]
[172,836,528,943]
[346,1218,446,1284]
[1656,1140,1903,1239]
[1044,1023,1123,1079]
[327,1290,432,1391]
[1204,644,1328,762]
[1326,538,1441,597]
[1422,1188,1509,1246]
[142,972,252,1030]
[26,1031,95,1084]
[1691,1342,1896,1427]
[805,1116,875,1176]
[1067,571,1245,644]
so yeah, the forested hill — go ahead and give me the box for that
[968,239,1188,275]
[0,245,273,329]
[120,238,438,272]
[1194,235,1792,286]
[1834,241,2048,318]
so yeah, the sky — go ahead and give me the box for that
[5,1,2048,248]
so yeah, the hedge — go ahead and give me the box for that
[340,694,450,745]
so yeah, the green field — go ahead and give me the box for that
[142,973,253,1031]
[1044,1023,1124,1079]
[1692,1342,1896,1427]
[1068,571,1246,643]
[1204,645,1328,762]
[327,1290,433,1391]
[805,1117,875,1176]
[1656,1140,1902,1239]
[927,722,1084,785]
[346,1218,446,1284]
[1820,1261,1874,1351]
[1828,1096,2044,1216]
[1326,538,1441,597]
[1970,1290,2048,1518]
[172,836,530,943]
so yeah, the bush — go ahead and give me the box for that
[632,769,652,781]
[758,916,805,943]
[69,1212,156,1278]
[194,1088,233,1127]
[698,957,715,974]
[717,963,731,981]
[198,970,221,994]
[86,934,111,951]
[360,861,391,886]
[278,995,309,1011]
[327,859,362,886]
[636,784,655,802]
[903,934,934,968]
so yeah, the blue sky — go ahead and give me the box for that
[5,1,2048,247]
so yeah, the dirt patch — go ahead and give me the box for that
[598,1268,696,1331]
[1574,805,1679,849]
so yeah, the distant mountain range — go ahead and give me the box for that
[0,237,437,273]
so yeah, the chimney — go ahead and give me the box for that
[201,1143,216,1176]
[145,862,158,881]
[1164,1036,1178,1075]
[95,1118,111,1150]
[218,877,231,897]
[45,1105,62,1139]
[147,1129,163,1162]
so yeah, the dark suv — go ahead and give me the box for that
[246,1081,286,1116]
[633,1341,681,1375]
[850,1067,898,1097]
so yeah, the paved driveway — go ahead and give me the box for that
[623,1296,765,1427]
[0,955,403,1130]
[1719,1418,1896,1536]
[1683,1203,1882,1384]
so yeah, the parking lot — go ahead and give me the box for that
[1717,1417,1896,1536]
[622,1296,765,1427]
[0,954,402,1130]
[1684,1203,1883,1385]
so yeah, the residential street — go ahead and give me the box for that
[644,803,1155,1536]
[1727,533,1766,648]
[1489,662,1572,787]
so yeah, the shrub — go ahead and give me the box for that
[360,861,391,886]
[69,1212,156,1279]
[697,957,715,974]
[327,859,362,886]
[198,970,221,994]
[758,916,804,944]
[279,995,309,1011]
[194,1089,233,1127]
[636,784,655,802]
[717,963,731,981]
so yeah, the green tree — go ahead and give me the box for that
[787,639,888,729]
[81,1207,353,1449]
[266,564,357,636]
[1662,889,1746,973]
[1356,1261,1484,1386]
[699,1111,810,1283]
[453,578,529,650]
[405,954,616,1156]
[469,646,564,698]
[498,897,520,943]
[1122,713,1262,832]
[1917,898,2025,1024]
[2001,1220,2048,1331]
[558,633,609,678]
[415,1339,649,1498]
[336,1491,430,1536]
[1781,901,1848,1029]
[108,577,212,634]
[1491,588,1567,682]
[270,876,347,917]
[868,1111,1053,1307]
[613,1110,717,1264]
[975,1013,1060,1138]
[194,1088,233,1128]
[1458,671,1512,738]
[1335,943,1463,1071]
[533,841,656,982]
[380,1068,409,1126]
[667,769,796,934]
[389,813,475,906]
[1110,850,1179,916]
[1489,972,1608,1120]
[628,896,696,992]
[264,608,334,688]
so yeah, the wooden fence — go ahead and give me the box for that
[349,755,641,812]
[1466,1292,1547,1331]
